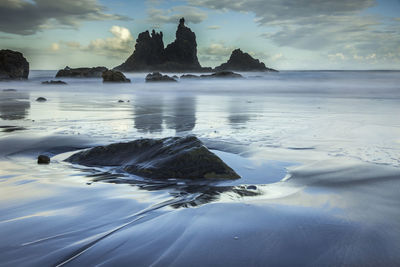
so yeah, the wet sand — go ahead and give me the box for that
[1,71,400,266]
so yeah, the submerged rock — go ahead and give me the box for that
[36,97,47,102]
[180,74,201,79]
[102,70,130,83]
[214,49,277,72]
[65,136,240,180]
[145,72,177,82]
[41,80,67,85]
[55,66,108,78]
[37,155,50,164]
[0,49,29,80]
[201,71,243,79]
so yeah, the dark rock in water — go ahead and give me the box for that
[115,18,211,72]
[41,80,67,85]
[201,71,243,79]
[36,97,47,102]
[55,66,108,78]
[0,49,29,80]
[37,155,50,164]
[214,49,277,72]
[102,70,130,83]
[0,126,26,132]
[180,74,201,79]
[65,136,240,180]
[172,75,178,79]
[118,100,124,103]
[145,72,177,82]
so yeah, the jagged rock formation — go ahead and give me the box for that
[145,72,177,82]
[56,66,108,78]
[65,136,240,180]
[215,49,277,72]
[102,70,130,83]
[116,18,211,72]
[0,50,29,80]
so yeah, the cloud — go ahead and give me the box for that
[50,43,60,51]
[0,0,130,35]
[207,25,221,30]
[189,0,400,63]
[147,6,207,25]
[188,0,376,23]
[64,26,134,58]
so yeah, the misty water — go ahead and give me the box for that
[1,71,400,266]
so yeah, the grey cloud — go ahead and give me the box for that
[147,6,207,25]
[0,0,130,35]
[189,0,400,61]
[188,0,376,23]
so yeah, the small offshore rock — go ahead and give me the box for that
[145,72,177,82]
[200,71,243,79]
[180,74,200,79]
[102,70,131,83]
[215,48,277,72]
[56,66,107,78]
[118,100,124,103]
[42,80,67,85]
[37,155,50,164]
[36,97,47,102]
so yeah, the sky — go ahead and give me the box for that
[0,0,399,70]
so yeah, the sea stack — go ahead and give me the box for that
[0,49,29,80]
[116,18,210,72]
[214,49,277,72]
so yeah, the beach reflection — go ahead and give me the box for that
[133,95,164,133]
[0,90,30,120]
[165,96,196,133]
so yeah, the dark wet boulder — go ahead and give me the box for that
[41,80,67,85]
[145,72,177,82]
[0,49,29,80]
[37,155,50,164]
[214,49,277,72]
[102,70,130,83]
[65,136,240,180]
[36,97,47,102]
[55,66,108,78]
[201,71,243,79]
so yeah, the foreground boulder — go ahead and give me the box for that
[56,66,108,78]
[145,72,177,82]
[66,136,240,180]
[0,50,29,80]
[215,49,277,72]
[102,70,130,83]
